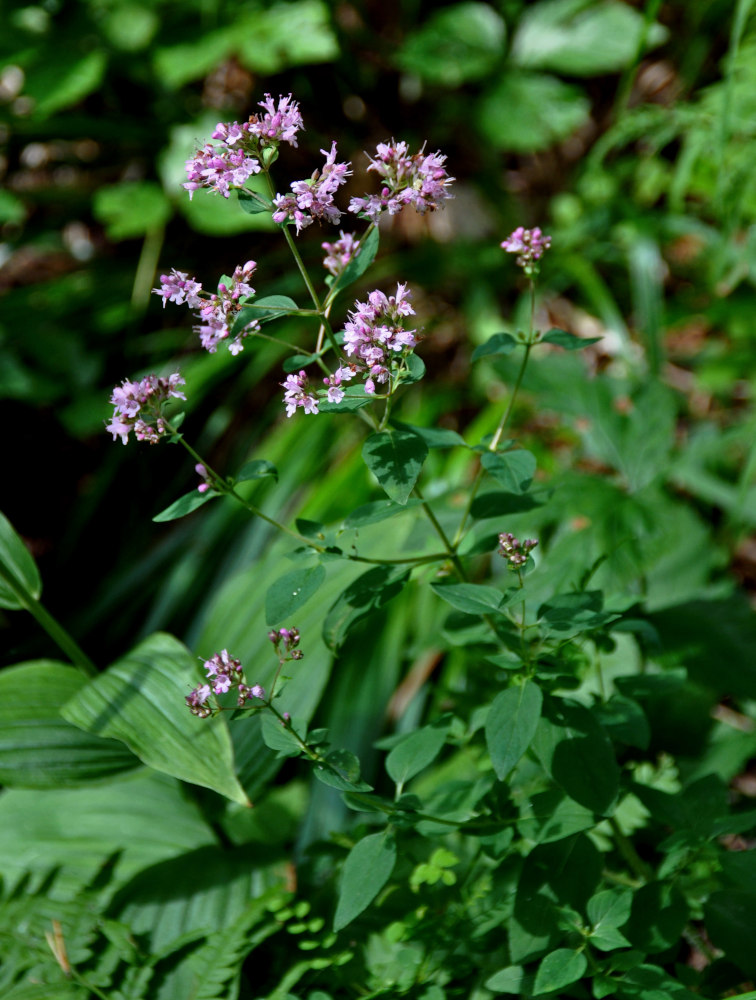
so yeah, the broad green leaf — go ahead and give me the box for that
[588,888,633,930]
[153,489,217,522]
[386,721,448,787]
[236,459,278,482]
[481,450,536,493]
[319,383,374,412]
[27,50,107,119]
[594,695,650,749]
[396,2,506,87]
[61,632,249,805]
[540,327,601,350]
[333,831,396,930]
[92,182,171,240]
[517,788,596,843]
[485,966,527,994]
[431,581,519,615]
[237,189,271,214]
[706,891,756,977]
[538,591,619,638]
[343,498,422,528]
[590,925,632,951]
[231,295,300,333]
[329,225,380,297]
[260,713,306,758]
[532,697,619,814]
[624,883,688,953]
[401,352,426,384]
[282,352,321,372]
[265,563,326,625]
[470,490,544,520]
[236,0,339,73]
[0,508,42,609]
[323,565,410,650]
[0,661,139,788]
[472,332,518,361]
[512,0,667,77]
[486,681,543,780]
[394,424,467,449]
[154,28,235,88]
[314,749,373,791]
[534,949,587,995]
[478,72,590,154]
[362,429,428,504]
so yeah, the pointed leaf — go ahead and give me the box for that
[153,490,217,522]
[362,429,428,504]
[393,423,467,449]
[323,565,410,650]
[236,459,278,482]
[588,888,633,930]
[486,681,543,779]
[343,498,422,528]
[265,563,326,625]
[61,633,249,805]
[0,508,42,609]
[534,949,587,995]
[541,327,601,349]
[481,450,536,493]
[0,661,140,788]
[472,332,518,361]
[237,189,271,214]
[333,831,396,930]
[386,721,448,786]
[320,382,374,412]
[431,581,519,615]
[231,295,299,333]
[314,749,373,792]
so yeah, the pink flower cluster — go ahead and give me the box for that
[498,533,538,568]
[153,262,260,355]
[348,141,454,221]
[186,648,266,717]
[106,373,185,445]
[250,93,304,147]
[280,284,418,417]
[321,231,360,277]
[183,141,261,201]
[272,142,352,234]
[501,227,552,273]
[268,627,303,659]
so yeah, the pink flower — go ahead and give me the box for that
[106,373,185,445]
[249,94,304,147]
[272,143,351,234]
[349,141,453,221]
[281,370,319,417]
[322,231,360,277]
[501,227,551,273]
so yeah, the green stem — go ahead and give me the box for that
[0,565,96,676]
[609,816,654,882]
[414,485,468,582]
[131,225,165,312]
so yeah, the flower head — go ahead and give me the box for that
[501,227,551,274]
[272,142,351,234]
[349,141,454,221]
[249,93,304,148]
[280,370,319,417]
[106,373,185,445]
[183,138,261,200]
[497,532,538,568]
[322,231,360,278]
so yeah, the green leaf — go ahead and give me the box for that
[236,459,278,482]
[0,508,42,609]
[314,749,373,791]
[705,891,756,977]
[319,383,374,412]
[152,490,217,522]
[534,949,587,994]
[486,681,543,780]
[392,422,467,449]
[362,429,428,504]
[343,498,423,528]
[0,661,140,788]
[283,352,321,373]
[265,564,326,625]
[333,831,396,930]
[532,697,619,814]
[540,327,601,350]
[237,189,271,214]
[92,182,172,240]
[27,50,107,119]
[594,696,650,749]
[231,295,300,333]
[624,882,688,954]
[400,352,426,384]
[61,633,249,806]
[395,2,506,87]
[472,332,518,361]
[470,490,545,520]
[329,225,380,297]
[537,591,619,638]
[386,721,448,787]
[236,0,339,74]
[512,0,667,77]
[588,888,633,930]
[481,450,536,493]
[260,713,306,758]
[478,72,590,154]
[590,925,631,951]
[517,788,596,843]
[323,565,410,650]
[485,966,528,994]
[431,581,518,615]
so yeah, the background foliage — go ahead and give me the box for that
[2,0,756,998]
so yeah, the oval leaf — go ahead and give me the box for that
[386,722,448,787]
[333,831,396,930]
[0,661,140,788]
[541,327,601,350]
[323,565,410,650]
[534,948,587,995]
[472,332,518,362]
[231,295,299,333]
[236,459,278,482]
[153,490,218,522]
[481,450,536,494]
[265,563,326,625]
[0,508,42,609]
[362,429,428,505]
[486,680,543,780]
[61,632,249,805]
[431,581,518,616]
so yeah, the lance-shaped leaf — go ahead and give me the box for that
[432,581,520,616]
[153,490,217,522]
[0,508,42,610]
[486,680,542,779]
[472,332,518,361]
[540,327,601,349]
[362,429,428,504]
[61,632,249,806]
[265,563,326,625]
[333,830,396,930]
[328,226,380,297]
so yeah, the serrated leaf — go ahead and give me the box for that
[431,581,519,615]
[481,450,536,493]
[333,831,396,930]
[541,327,601,350]
[61,633,249,805]
[153,490,218,522]
[236,459,278,482]
[231,295,300,334]
[486,681,543,780]
[323,565,410,650]
[534,948,587,994]
[386,722,448,787]
[265,563,326,625]
[362,429,428,504]
[0,508,42,609]
[472,332,518,361]
[0,661,140,788]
